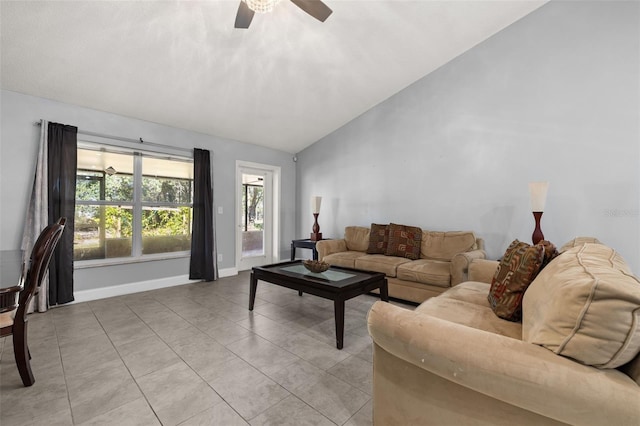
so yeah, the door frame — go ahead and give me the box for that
[235,160,281,270]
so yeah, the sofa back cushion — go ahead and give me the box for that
[523,243,640,369]
[367,223,389,254]
[421,231,476,261]
[559,236,602,253]
[344,226,370,252]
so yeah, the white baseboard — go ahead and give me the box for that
[73,267,239,303]
[219,267,239,278]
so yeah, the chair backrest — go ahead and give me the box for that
[16,217,66,319]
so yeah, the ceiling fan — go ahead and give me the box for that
[235,0,332,29]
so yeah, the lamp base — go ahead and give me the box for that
[532,211,544,245]
[310,232,323,241]
[311,213,321,241]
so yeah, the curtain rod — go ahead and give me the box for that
[34,120,193,154]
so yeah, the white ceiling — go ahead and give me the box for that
[1,0,546,154]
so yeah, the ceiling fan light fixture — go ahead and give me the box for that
[235,0,331,29]
[244,0,281,14]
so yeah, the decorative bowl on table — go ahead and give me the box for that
[303,260,330,273]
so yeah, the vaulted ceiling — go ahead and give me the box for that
[1,0,547,153]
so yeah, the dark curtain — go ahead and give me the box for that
[189,148,216,281]
[47,122,77,305]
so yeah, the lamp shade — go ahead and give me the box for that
[529,182,549,212]
[311,196,322,214]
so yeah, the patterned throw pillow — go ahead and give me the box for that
[385,223,422,260]
[539,240,560,269]
[487,240,545,322]
[367,223,389,254]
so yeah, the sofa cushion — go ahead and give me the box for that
[416,281,523,340]
[344,226,370,252]
[355,254,411,278]
[523,243,640,369]
[559,236,602,253]
[488,240,544,322]
[397,259,451,288]
[323,251,366,269]
[385,223,422,260]
[367,223,389,254]
[421,231,476,261]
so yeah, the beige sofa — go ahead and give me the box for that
[367,242,640,425]
[316,226,485,303]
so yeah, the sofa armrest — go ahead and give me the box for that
[315,239,347,261]
[468,258,499,283]
[450,249,486,285]
[367,302,640,426]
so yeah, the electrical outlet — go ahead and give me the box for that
[217,253,223,262]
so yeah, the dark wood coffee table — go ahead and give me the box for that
[249,260,388,349]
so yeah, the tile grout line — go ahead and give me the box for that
[146,290,253,424]
[152,287,297,424]
[120,293,252,425]
[88,300,165,426]
[19,274,380,426]
[50,308,76,425]
[162,280,356,424]
[207,280,373,424]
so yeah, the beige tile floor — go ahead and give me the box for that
[0,271,413,425]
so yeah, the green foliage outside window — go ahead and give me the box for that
[143,176,191,203]
[142,207,191,236]
[74,166,193,260]
[105,206,133,238]
[242,184,264,231]
[106,175,134,201]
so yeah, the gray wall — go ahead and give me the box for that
[296,1,640,273]
[0,90,297,291]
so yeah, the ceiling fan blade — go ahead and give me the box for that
[290,0,333,22]
[234,1,255,29]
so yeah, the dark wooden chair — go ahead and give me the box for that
[0,217,66,386]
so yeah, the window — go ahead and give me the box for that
[74,145,193,262]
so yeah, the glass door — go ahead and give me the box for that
[236,166,273,270]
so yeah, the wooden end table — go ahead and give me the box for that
[290,238,330,261]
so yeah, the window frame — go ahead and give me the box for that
[74,143,194,268]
